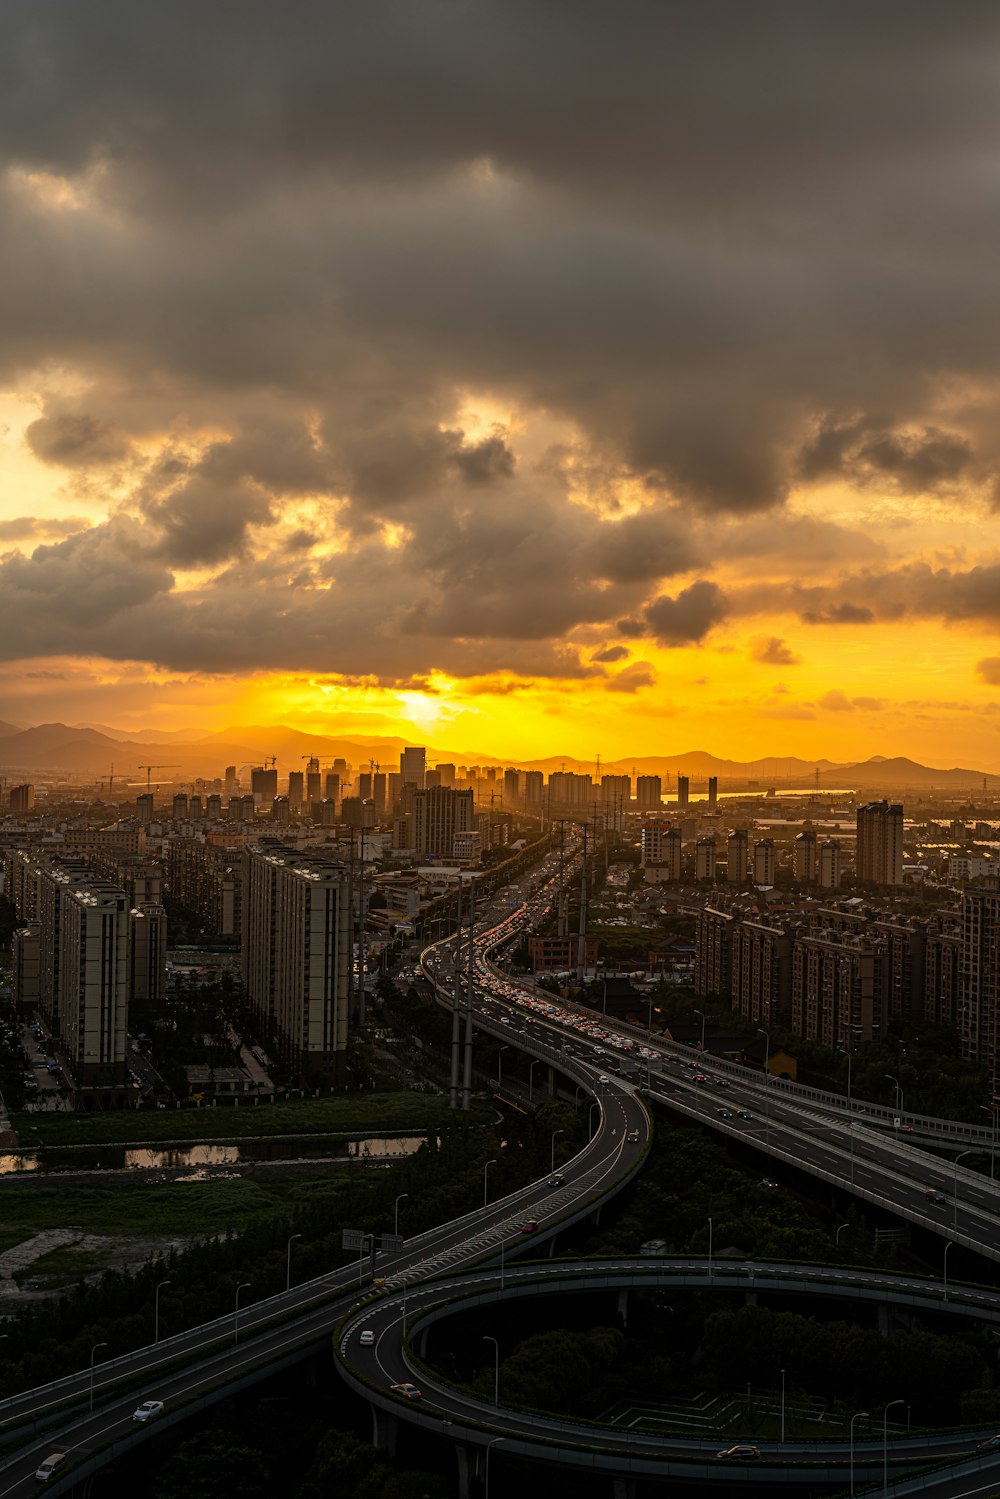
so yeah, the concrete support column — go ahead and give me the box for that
[454,1442,477,1499]
[371,1405,399,1457]
[616,1288,629,1327]
[546,1064,556,1098]
[612,1478,637,1499]
[745,1291,758,1306]
[878,1302,890,1338]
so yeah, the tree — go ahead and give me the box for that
[151,1430,272,1499]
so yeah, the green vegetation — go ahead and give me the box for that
[11,1089,474,1148]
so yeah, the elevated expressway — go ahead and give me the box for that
[337,1255,1000,1496]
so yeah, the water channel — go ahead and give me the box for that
[0,1134,429,1176]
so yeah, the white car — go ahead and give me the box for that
[132,1399,165,1423]
[35,1453,67,1483]
[359,1329,375,1346]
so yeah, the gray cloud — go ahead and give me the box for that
[752,636,801,666]
[591,644,630,664]
[643,580,728,646]
[1,4,1000,681]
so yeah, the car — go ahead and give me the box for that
[598,1075,611,1085]
[737,1110,753,1120]
[359,1329,375,1346]
[389,1382,422,1401]
[926,1188,946,1204]
[626,1130,640,1142]
[547,1173,565,1188]
[716,1108,735,1119]
[977,1434,1000,1450]
[716,1444,760,1459]
[520,1219,540,1233]
[35,1453,67,1483]
[715,1079,730,1088]
[132,1399,164,1423]
[760,1177,780,1188]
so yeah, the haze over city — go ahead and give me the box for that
[2,4,1000,763]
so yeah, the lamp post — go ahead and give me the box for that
[529,1059,541,1101]
[884,1073,902,1132]
[694,1007,706,1052]
[485,1436,505,1499]
[89,1341,108,1413]
[954,1149,975,1230]
[836,1222,850,1247]
[497,1045,508,1085]
[943,1239,954,1301]
[647,995,654,1036]
[850,1410,869,1496]
[781,1367,786,1443]
[883,1398,904,1494]
[286,1233,301,1292]
[394,1192,409,1235]
[707,1216,713,1279]
[484,1158,497,1207]
[234,1281,251,1345]
[551,1129,565,1173]
[483,1334,500,1406]
[154,1279,171,1345]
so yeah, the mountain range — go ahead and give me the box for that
[0,721,996,790]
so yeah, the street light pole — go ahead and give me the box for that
[589,1102,599,1137]
[286,1233,301,1292]
[529,1059,541,1101]
[884,1073,902,1134]
[234,1281,251,1345]
[836,1222,850,1247]
[89,1341,108,1413]
[483,1334,500,1406]
[485,1436,505,1499]
[757,1028,771,1146]
[694,1007,706,1052]
[707,1216,713,1278]
[155,1279,171,1345]
[850,1410,869,1497]
[883,1398,904,1494]
[551,1128,565,1173]
[394,1193,409,1235]
[498,1045,508,1085]
[484,1158,497,1207]
[944,1239,954,1301]
[781,1367,786,1443]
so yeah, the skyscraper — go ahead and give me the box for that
[856,800,904,886]
[400,746,427,790]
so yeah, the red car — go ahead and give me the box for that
[520,1219,540,1233]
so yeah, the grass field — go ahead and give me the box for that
[9,1090,489,1149]
[0,1171,364,1242]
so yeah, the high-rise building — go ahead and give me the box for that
[856,800,904,886]
[791,930,880,1048]
[504,768,521,808]
[641,822,682,882]
[8,784,34,814]
[251,766,278,806]
[224,765,239,795]
[726,829,749,884]
[128,904,167,1018]
[400,746,427,790]
[287,771,304,810]
[960,883,1000,1076]
[135,792,154,823]
[172,793,189,822]
[924,914,962,1028]
[436,763,456,789]
[695,836,716,882]
[522,770,543,809]
[707,776,718,809]
[731,916,793,1027]
[413,787,475,858]
[324,772,340,806]
[794,830,817,883]
[819,838,843,889]
[242,843,351,1084]
[636,776,662,810]
[676,775,690,806]
[695,903,737,998]
[752,838,776,886]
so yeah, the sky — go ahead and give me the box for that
[3,2,1000,766]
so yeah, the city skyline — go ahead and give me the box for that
[4,7,1000,762]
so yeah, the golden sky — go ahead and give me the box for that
[3,6,1000,768]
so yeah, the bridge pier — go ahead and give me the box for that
[616,1288,629,1326]
[371,1404,399,1457]
[454,1442,476,1499]
[612,1478,637,1499]
[878,1302,890,1338]
[745,1290,758,1305]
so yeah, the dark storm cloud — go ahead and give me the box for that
[799,416,974,494]
[643,581,729,646]
[3,2,1000,675]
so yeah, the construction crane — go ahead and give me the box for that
[369,758,380,776]
[136,764,179,792]
[264,755,277,770]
